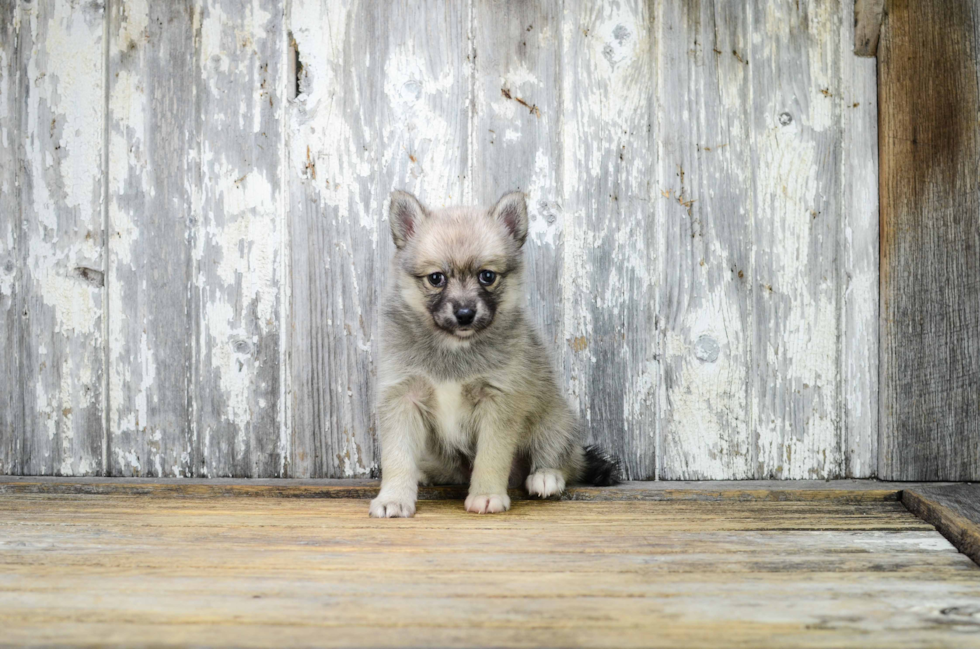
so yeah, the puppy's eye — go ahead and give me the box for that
[478,270,497,286]
[427,272,446,287]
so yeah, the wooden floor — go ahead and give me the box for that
[2,488,980,648]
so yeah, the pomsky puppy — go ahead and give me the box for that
[370,190,620,518]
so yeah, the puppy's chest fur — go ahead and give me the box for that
[429,379,488,451]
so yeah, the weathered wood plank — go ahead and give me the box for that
[2,0,888,482]
[8,558,975,593]
[878,0,980,480]
[286,0,386,478]
[853,0,884,56]
[108,0,288,478]
[1,495,978,649]
[0,1,24,475]
[903,484,980,566]
[6,603,980,649]
[561,0,658,479]
[357,0,471,478]
[840,0,879,477]
[3,544,972,576]
[195,0,284,477]
[657,1,754,479]
[106,0,197,477]
[0,495,927,522]
[749,0,844,478]
[377,0,469,206]
[0,476,939,502]
[9,0,108,476]
[470,0,563,354]
[7,616,980,649]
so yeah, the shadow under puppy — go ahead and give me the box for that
[370,190,620,518]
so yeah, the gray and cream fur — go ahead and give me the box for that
[370,190,620,518]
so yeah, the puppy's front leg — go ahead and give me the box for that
[466,397,519,514]
[370,379,430,518]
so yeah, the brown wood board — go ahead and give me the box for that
[1,493,979,648]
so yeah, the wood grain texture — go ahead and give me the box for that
[561,0,659,479]
[1,476,934,502]
[286,0,471,478]
[6,0,107,476]
[377,0,469,207]
[750,0,846,478]
[107,0,285,478]
[903,484,980,566]
[285,0,385,478]
[1,0,889,481]
[659,0,879,480]
[470,0,563,353]
[0,0,24,475]
[2,494,979,648]
[853,0,884,56]
[878,0,980,480]
[657,0,754,479]
[840,0,879,477]
[195,0,284,477]
[106,0,197,477]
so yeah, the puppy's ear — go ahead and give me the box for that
[490,191,528,248]
[389,190,427,249]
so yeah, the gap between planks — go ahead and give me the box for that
[0,477,929,502]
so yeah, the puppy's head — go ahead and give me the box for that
[388,190,528,342]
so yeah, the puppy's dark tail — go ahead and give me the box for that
[582,445,622,486]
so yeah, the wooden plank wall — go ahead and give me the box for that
[0,0,22,473]
[878,0,980,480]
[1,0,107,476]
[0,0,881,480]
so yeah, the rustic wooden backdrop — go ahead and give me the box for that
[877,0,980,481]
[0,0,882,480]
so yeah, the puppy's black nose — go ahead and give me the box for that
[454,307,475,326]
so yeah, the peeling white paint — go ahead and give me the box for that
[560,1,655,459]
[338,431,373,478]
[4,0,879,481]
[662,288,752,480]
[27,1,105,220]
[8,0,107,476]
[204,298,253,438]
[751,8,843,477]
[525,150,561,248]
[202,164,279,328]
[114,447,142,474]
[381,44,460,203]
[135,331,156,437]
[290,1,377,230]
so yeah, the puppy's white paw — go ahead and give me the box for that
[464,493,511,514]
[369,495,416,518]
[526,468,565,498]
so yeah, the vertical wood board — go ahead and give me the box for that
[878,0,980,480]
[839,0,879,478]
[107,0,197,476]
[470,0,564,355]
[561,0,659,479]
[195,0,284,477]
[0,0,889,481]
[853,0,884,57]
[749,0,844,478]
[657,0,754,479]
[0,0,25,475]
[7,0,107,476]
[286,0,387,478]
